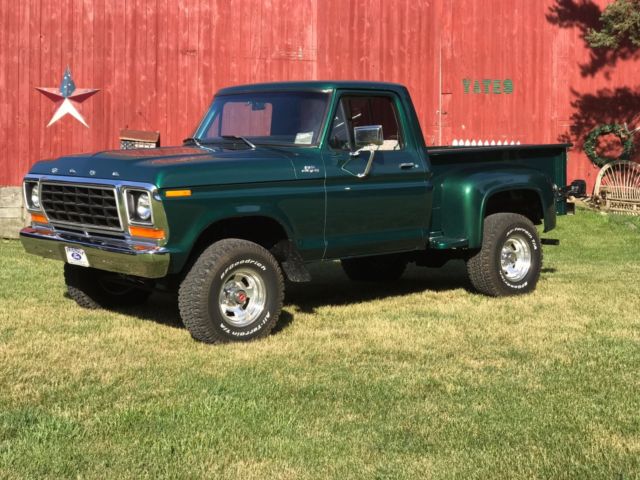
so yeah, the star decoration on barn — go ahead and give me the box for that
[36,67,99,128]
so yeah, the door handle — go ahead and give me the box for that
[399,162,416,170]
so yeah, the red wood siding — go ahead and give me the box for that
[1,0,638,189]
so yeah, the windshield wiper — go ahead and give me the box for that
[221,135,256,149]
[189,135,257,150]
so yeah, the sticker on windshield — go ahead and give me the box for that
[294,132,314,145]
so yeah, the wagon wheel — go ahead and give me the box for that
[593,160,640,215]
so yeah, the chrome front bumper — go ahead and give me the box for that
[20,227,170,279]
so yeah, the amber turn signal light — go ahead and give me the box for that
[129,225,166,240]
[31,213,48,224]
[165,189,192,198]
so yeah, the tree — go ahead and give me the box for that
[586,0,640,48]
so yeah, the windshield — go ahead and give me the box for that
[197,91,330,147]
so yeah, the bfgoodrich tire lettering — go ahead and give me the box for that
[466,213,542,296]
[178,239,284,344]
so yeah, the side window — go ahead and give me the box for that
[328,95,404,151]
[368,97,402,147]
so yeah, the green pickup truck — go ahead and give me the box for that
[20,81,582,343]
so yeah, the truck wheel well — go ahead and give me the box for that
[485,189,543,225]
[184,216,310,283]
[192,216,288,257]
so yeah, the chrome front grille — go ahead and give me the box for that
[40,182,123,231]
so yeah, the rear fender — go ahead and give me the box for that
[438,166,556,249]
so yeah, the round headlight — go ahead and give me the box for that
[136,193,152,221]
[31,185,40,209]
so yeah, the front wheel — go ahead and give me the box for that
[466,213,542,296]
[178,239,284,344]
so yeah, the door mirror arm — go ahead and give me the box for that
[356,150,376,178]
[341,147,377,179]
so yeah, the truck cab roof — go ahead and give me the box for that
[216,81,408,95]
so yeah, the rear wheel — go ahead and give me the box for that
[178,239,284,344]
[341,254,407,282]
[64,264,152,309]
[466,213,542,296]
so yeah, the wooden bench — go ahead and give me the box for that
[593,160,640,215]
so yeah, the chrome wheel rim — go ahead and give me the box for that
[218,268,267,327]
[500,233,532,282]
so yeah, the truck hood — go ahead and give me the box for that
[28,146,298,188]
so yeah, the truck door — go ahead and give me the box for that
[323,92,431,259]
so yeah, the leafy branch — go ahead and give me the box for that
[586,0,640,49]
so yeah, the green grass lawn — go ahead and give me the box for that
[1,209,639,479]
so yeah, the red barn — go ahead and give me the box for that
[1,0,638,234]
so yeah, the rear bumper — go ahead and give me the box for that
[20,227,170,279]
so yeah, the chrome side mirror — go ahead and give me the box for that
[354,125,384,148]
[348,125,384,179]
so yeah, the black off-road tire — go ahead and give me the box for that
[341,254,408,282]
[64,264,152,309]
[466,213,542,296]
[178,239,284,344]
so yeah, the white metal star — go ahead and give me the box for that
[45,98,89,127]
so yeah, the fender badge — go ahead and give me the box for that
[69,169,76,174]
[89,170,96,176]
[51,167,58,173]
[112,171,120,177]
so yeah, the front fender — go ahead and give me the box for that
[438,165,556,248]
[160,183,298,273]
